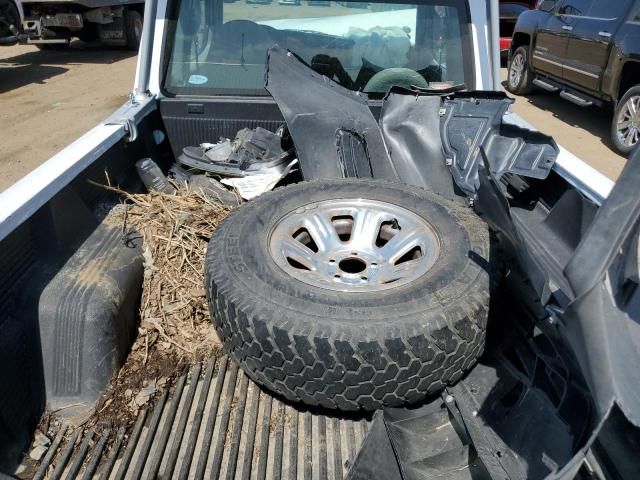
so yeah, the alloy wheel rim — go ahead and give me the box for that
[617,95,640,148]
[268,199,440,292]
[509,53,524,88]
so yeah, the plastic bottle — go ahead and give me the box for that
[135,158,176,194]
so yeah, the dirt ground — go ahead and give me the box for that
[0,43,136,192]
[0,44,627,192]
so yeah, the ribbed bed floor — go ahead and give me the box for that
[32,356,371,480]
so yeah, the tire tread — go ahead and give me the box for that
[206,180,491,410]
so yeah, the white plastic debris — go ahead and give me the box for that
[30,445,48,461]
[221,159,298,200]
[221,174,283,200]
[142,246,156,277]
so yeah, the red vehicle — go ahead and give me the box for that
[499,0,538,55]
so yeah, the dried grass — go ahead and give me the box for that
[83,182,233,428]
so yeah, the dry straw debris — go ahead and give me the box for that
[85,182,233,428]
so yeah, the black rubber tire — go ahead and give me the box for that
[611,84,640,156]
[506,45,534,95]
[0,0,20,37]
[124,8,143,51]
[206,180,491,411]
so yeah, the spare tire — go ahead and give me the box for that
[206,180,491,410]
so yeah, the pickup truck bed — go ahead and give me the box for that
[27,285,599,480]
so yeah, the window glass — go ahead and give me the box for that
[559,0,593,16]
[589,0,632,20]
[537,0,560,13]
[164,0,473,96]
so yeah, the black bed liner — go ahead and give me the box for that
[31,356,374,480]
[31,356,504,480]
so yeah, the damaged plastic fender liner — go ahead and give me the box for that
[265,45,399,182]
[379,87,459,201]
[440,91,559,194]
[265,47,558,202]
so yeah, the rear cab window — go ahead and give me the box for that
[162,0,474,97]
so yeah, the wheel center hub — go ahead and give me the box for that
[338,257,367,274]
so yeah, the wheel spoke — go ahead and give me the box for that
[304,213,341,253]
[618,120,631,130]
[349,209,382,249]
[378,227,423,264]
[623,129,635,147]
[373,261,420,284]
[622,106,631,121]
[281,238,320,271]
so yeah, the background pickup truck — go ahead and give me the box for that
[498,0,538,57]
[20,0,144,48]
[506,0,640,155]
[1,0,639,479]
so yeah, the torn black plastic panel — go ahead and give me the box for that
[475,154,555,304]
[479,146,640,431]
[440,91,559,194]
[560,149,640,428]
[346,398,494,480]
[379,87,459,200]
[265,47,558,201]
[469,150,640,478]
[265,45,398,182]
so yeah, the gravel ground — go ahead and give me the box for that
[0,43,626,192]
